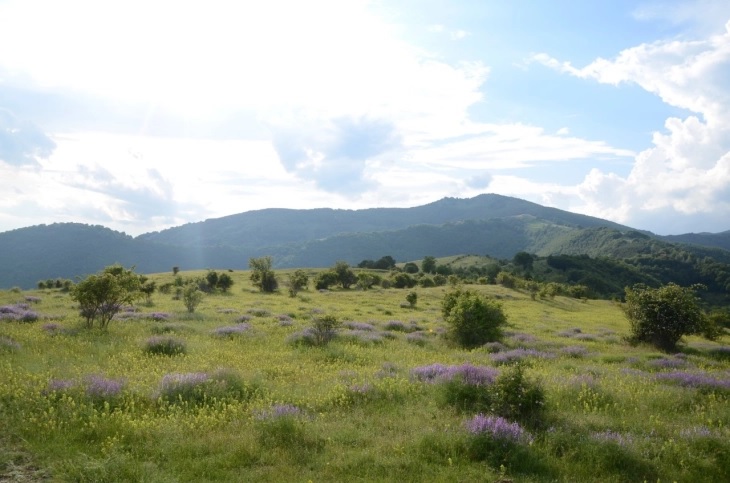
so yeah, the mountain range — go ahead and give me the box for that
[2,193,730,289]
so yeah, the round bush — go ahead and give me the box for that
[442,288,507,348]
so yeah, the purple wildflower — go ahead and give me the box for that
[45,378,77,394]
[591,430,633,447]
[574,333,597,341]
[444,364,499,386]
[235,315,252,323]
[24,296,42,304]
[647,357,687,369]
[255,403,303,420]
[0,304,39,322]
[406,332,427,346]
[160,372,209,390]
[342,330,384,345]
[561,345,589,358]
[383,320,408,332]
[557,328,582,337]
[510,333,537,344]
[376,362,399,378]
[216,308,237,314]
[410,363,449,382]
[680,426,712,438]
[490,348,553,365]
[655,371,730,391]
[465,414,531,443]
[348,383,373,394]
[147,312,170,321]
[212,323,251,337]
[482,341,507,353]
[410,363,498,385]
[343,321,376,331]
[85,375,124,399]
[0,336,21,352]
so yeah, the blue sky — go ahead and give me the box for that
[1,0,729,236]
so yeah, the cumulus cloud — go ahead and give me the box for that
[0,109,55,165]
[533,20,730,233]
[272,117,400,194]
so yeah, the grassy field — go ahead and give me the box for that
[1,269,728,482]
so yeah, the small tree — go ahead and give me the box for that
[374,256,396,270]
[315,271,339,290]
[513,251,534,272]
[403,262,420,274]
[71,264,142,329]
[182,283,204,313]
[286,269,309,297]
[217,273,234,292]
[357,272,376,290]
[311,314,340,346]
[172,266,180,275]
[421,256,437,274]
[624,283,708,351]
[249,256,278,292]
[334,261,357,289]
[139,277,157,304]
[442,288,507,348]
[406,291,418,308]
[206,270,219,290]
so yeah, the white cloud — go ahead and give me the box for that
[531,18,730,234]
[407,123,634,170]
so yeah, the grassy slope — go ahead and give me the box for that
[1,270,728,482]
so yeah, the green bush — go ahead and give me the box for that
[491,365,545,426]
[182,284,204,313]
[624,283,708,351]
[442,288,507,348]
[70,264,143,329]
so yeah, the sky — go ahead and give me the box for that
[1,0,729,236]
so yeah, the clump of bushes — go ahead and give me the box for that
[411,363,545,425]
[157,369,259,405]
[464,414,534,463]
[144,336,187,356]
[211,323,251,338]
[0,304,39,322]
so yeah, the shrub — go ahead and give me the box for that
[84,375,125,402]
[624,283,708,351]
[314,270,339,290]
[182,283,204,313]
[286,269,309,296]
[310,314,340,346]
[212,323,251,337]
[406,291,418,308]
[440,364,499,412]
[465,414,532,443]
[157,369,257,405]
[490,365,545,425]
[0,304,39,322]
[144,336,187,356]
[442,288,507,348]
[70,265,143,329]
[249,256,278,292]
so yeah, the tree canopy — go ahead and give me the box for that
[70,264,142,329]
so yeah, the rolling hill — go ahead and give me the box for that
[1,194,729,290]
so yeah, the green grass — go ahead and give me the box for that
[1,269,728,482]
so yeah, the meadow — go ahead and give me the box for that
[1,269,728,482]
